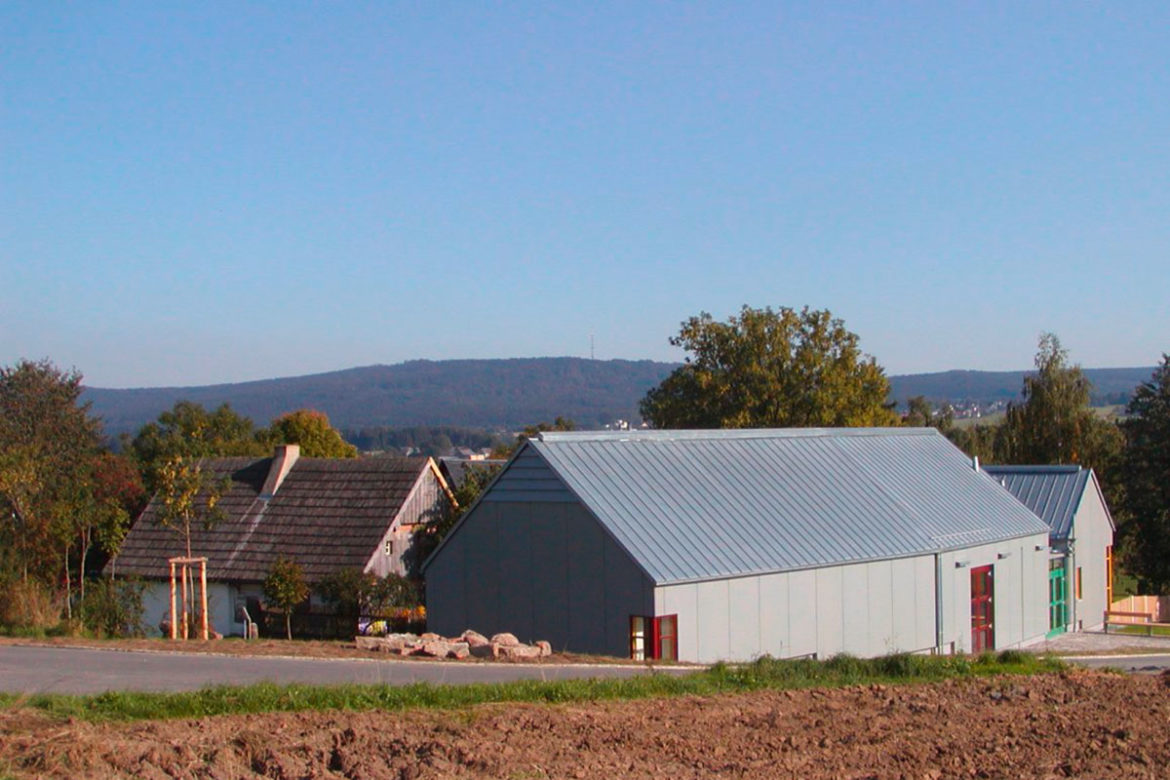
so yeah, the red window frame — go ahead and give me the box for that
[630,614,679,661]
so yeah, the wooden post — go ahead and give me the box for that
[180,562,189,640]
[169,560,178,640]
[200,559,209,641]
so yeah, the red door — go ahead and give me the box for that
[971,565,994,652]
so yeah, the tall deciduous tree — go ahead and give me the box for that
[995,333,1122,472]
[130,401,267,490]
[264,409,357,458]
[0,360,102,584]
[640,306,898,429]
[1119,355,1170,593]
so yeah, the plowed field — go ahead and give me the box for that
[4,670,1168,778]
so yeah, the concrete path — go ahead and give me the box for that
[1029,629,1170,655]
[0,645,690,695]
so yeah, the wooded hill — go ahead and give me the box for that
[83,359,1155,436]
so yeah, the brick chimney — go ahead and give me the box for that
[260,444,300,500]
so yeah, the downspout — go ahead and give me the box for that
[934,552,944,654]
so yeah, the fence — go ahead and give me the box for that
[1104,595,1170,635]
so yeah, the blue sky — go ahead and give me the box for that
[2,2,1167,388]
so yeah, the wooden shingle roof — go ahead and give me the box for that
[114,455,435,582]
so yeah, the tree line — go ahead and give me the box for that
[0,360,359,635]
[3,303,1169,640]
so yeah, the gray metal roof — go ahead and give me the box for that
[981,465,1092,541]
[530,428,1050,585]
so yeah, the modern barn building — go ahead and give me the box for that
[983,465,1115,634]
[424,428,1052,662]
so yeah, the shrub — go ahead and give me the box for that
[79,578,147,638]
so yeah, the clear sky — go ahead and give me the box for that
[3,2,1167,388]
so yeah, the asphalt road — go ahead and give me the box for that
[1065,653,1170,674]
[3,645,1167,696]
[0,645,690,695]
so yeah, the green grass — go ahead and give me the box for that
[0,651,1065,724]
[1113,623,1170,637]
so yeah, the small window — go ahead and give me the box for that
[1076,567,1083,600]
[385,539,394,557]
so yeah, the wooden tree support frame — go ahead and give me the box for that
[168,556,209,641]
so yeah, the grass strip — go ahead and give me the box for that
[2,650,1064,724]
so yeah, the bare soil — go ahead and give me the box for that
[4,670,1170,778]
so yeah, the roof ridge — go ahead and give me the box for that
[539,427,937,443]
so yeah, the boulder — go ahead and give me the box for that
[461,630,490,647]
[447,641,471,660]
[470,642,501,659]
[420,632,442,641]
[491,632,521,647]
[535,640,552,657]
[499,643,543,660]
[417,640,454,658]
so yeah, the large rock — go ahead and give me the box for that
[491,632,521,647]
[470,642,500,659]
[499,643,542,660]
[447,641,471,660]
[461,630,490,648]
[535,640,552,657]
[417,640,454,658]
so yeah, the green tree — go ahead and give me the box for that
[263,409,357,458]
[996,333,1123,472]
[263,555,309,640]
[0,360,102,588]
[130,401,267,490]
[903,396,954,432]
[152,455,229,635]
[640,306,898,429]
[1119,355,1170,593]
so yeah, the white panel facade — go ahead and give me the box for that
[655,553,947,663]
[938,533,1049,654]
[1071,486,1114,631]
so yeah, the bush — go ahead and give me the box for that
[79,578,147,638]
[0,578,61,631]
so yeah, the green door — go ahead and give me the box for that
[1048,558,1068,637]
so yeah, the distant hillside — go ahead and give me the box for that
[888,367,1153,406]
[83,358,678,437]
[84,359,1156,438]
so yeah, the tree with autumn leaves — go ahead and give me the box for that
[0,360,144,624]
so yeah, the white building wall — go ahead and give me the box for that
[141,580,236,637]
[1070,484,1115,631]
[937,533,1049,654]
[656,554,939,663]
[655,531,1050,663]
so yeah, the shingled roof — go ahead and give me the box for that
[114,451,441,582]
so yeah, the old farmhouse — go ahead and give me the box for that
[113,444,454,636]
[983,465,1115,634]
[424,428,1053,663]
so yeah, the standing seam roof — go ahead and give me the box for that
[531,428,1050,585]
[981,465,1091,541]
